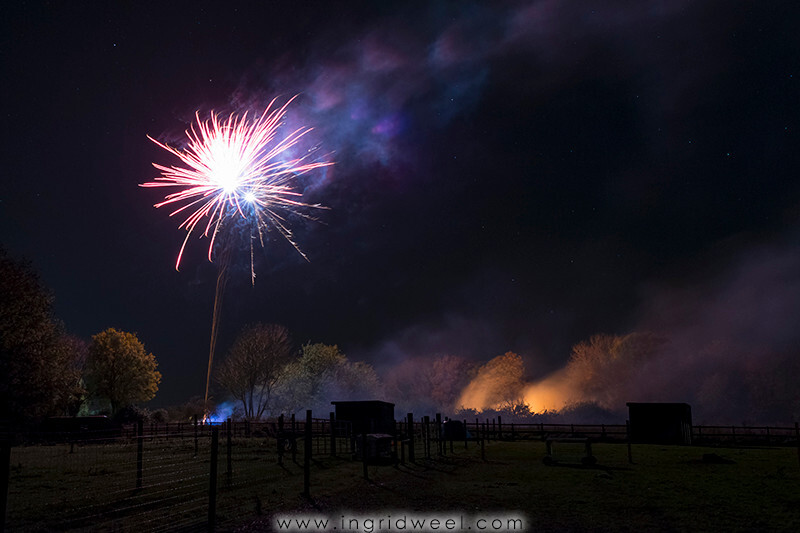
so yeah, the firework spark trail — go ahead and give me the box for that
[141,95,332,271]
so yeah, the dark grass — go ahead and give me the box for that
[234,441,800,532]
[6,437,800,532]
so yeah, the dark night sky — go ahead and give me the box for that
[2,1,799,408]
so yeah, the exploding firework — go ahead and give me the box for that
[140,95,332,274]
[142,95,332,420]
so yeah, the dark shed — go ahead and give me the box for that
[627,402,693,445]
[331,400,395,434]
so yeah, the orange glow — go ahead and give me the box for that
[458,368,578,414]
[521,370,575,412]
[457,379,500,411]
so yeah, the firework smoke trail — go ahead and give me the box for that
[204,245,230,416]
[141,96,333,416]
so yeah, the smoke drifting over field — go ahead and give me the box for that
[380,237,800,424]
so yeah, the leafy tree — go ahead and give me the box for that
[0,248,87,420]
[49,334,88,416]
[86,328,161,414]
[277,343,380,413]
[457,352,526,411]
[566,332,666,408]
[215,323,293,420]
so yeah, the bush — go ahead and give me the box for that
[113,405,149,424]
[149,408,168,424]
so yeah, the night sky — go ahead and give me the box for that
[2,1,799,409]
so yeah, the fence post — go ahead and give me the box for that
[498,416,503,440]
[277,415,284,465]
[362,431,369,480]
[480,421,485,461]
[435,414,442,456]
[399,420,406,465]
[226,419,232,486]
[428,416,433,457]
[392,420,399,466]
[795,422,800,469]
[330,412,336,456]
[442,419,447,456]
[136,420,144,490]
[626,420,634,464]
[303,410,312,498]
[291,414,297,464]
[421,416,429,459]
[194,415,199,457]
[406,413,415,463]
[208,426,219,533]
[1,438,10,533]
[464,419,468,449]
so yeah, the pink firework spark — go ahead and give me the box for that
[141,96,332,271]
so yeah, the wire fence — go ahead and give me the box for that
[2,415,360,532]
[2,414,799,531]
[6,424,214,531]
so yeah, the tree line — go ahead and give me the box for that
[8,245,793,426]
[214,324,380,419]
[1,248,160,424]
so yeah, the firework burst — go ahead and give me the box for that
[141,95,332,273]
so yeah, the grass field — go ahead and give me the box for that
[6,436,800,532]
[234,441,800,532]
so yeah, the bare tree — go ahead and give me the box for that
[216,323,293,420]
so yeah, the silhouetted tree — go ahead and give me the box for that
[165,395,208,422]
[385,354,475,413]
[215,323,293,420]
[430,355,476,408]
[0,248,87,420]
[86,328,161,414]
[50,334,88,416]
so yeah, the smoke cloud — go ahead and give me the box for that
[374,236,800,424]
